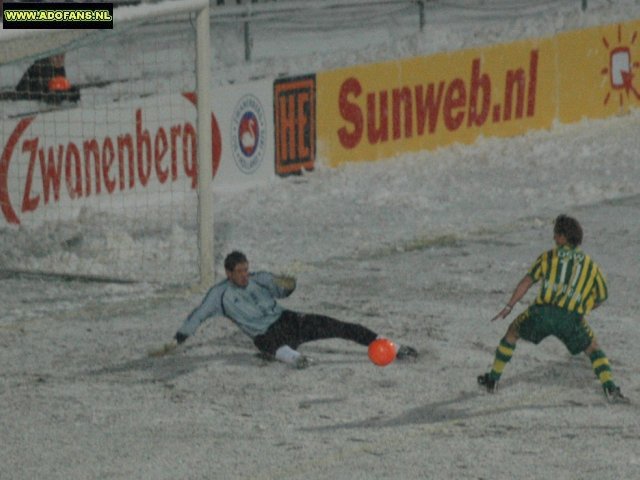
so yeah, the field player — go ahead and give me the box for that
[479,215,629,403]
[173,251,418,368]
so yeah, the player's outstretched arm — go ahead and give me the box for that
[491,275,534,322]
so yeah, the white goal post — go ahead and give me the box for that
[0,0,214,285]
[195,2,214,288]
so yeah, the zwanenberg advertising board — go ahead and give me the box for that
[0,80,275,226]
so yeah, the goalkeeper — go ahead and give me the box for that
[174,251,417,368]
[479,215,628,403]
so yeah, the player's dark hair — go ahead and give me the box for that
[554,215,583,246]
[224,251,248,271]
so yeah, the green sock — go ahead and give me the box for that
[490,337,516,381]
[589,349,615,391]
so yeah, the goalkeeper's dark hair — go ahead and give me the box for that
[554,214,583,246]
[224,250,248,271]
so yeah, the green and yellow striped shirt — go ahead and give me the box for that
[527,245,608,315]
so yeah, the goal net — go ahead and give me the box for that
[0,1,213,285]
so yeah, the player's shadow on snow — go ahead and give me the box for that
[301,391,501,432]
[85,347,263,384]
[86,354,212,383]
[303,390,567,433]
[303,360,599,433]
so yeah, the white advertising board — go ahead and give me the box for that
[0,78,276,226]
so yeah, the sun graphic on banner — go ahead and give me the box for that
[601,24,640,107]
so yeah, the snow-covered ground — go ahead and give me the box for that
[1,1,640,479]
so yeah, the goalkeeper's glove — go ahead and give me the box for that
[274,275,296,293]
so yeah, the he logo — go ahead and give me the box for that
[273,75,316,176]
[601,25,640,105]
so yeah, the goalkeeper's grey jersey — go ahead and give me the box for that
[178,271,293,339]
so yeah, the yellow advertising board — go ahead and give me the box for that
[557,21,640,123]
[317,20,640,166]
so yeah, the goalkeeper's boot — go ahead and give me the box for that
[477,373,498,393]
[604,385,630,404]
[294,355,313,370]
[396,345,418,360]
